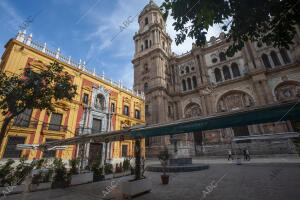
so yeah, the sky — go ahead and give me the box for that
[0,0,222,88]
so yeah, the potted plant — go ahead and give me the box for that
[123,158,131,176]
[29,169,53,191]
[114,163,123,178]
[69,158,93,186]
[158,147,170,184]
[121,138,152,199]
[104,163,113,180]
[31,159,45,176]
[13,157,34,193]
[0,159,18,195]
[91,161,104,182]
[51,158,70,189]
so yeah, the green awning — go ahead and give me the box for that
[131,101,300,137]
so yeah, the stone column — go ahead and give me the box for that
[262,80,274,103]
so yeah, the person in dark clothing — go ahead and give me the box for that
[243,148,246,160]
[228,150,233,160]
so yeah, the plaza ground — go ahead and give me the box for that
[4,156,300,200]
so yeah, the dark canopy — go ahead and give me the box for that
[131,100,300,137]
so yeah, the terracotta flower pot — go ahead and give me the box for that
[161,174,169,184]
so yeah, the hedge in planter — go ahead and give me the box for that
[30,169,53,191]
[69,158,93,185]
[52,158,70,189]
[121,138,152,198]
[91,161,104,182]
[104,163,113,179]
[0,158,33,195]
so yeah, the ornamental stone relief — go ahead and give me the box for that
[275,81,300,101]
[184,103,202,118]
[217,91,254,112]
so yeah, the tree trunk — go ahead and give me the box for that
[0,117,13,150]
[135,138,141,180]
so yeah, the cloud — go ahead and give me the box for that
[80,0,222,88]
[0,0,23,32]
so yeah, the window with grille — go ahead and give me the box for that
[83,93,89,104]
[92,118,102,133]
[111,103,115,113]
[43,139,57,158]
[13,108,32,128]
[122,145,128,157]
[48,113,63,131]
[135,109,140,119]
[124,105,129,116]
[3,136,26,158]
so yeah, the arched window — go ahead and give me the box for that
[145,40,148,49]
[144,82,148,91]
[149,40,152,47]
[219,52,226,62]
[214,68,222,82]
[141,45,143,51]
[262,54,271,69]
[231,63,241,78]
[222,65,232,80]
[192,76,197,88]
[270,51,281,66]
[145,17,148,25]
[280,49,291,64]
[187,78,192,90]
[182,79,187,91]
[185,66,190,73]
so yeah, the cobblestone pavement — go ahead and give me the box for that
[3,156,300,200]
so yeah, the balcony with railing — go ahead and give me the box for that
[13,120,38,129]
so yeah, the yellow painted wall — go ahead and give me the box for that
[0,39,145,160]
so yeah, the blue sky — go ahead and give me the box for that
[0,0,221,88]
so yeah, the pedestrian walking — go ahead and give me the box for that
[228,149,233,160]
[246,148,250,161]
[243,148,246,160]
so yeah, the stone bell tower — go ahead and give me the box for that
[132,0,173,157]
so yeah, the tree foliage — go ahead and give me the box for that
[0,62,77,147]
[161,0,300,56]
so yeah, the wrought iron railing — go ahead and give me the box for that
[12,120,38,129]
[42,122,68,132]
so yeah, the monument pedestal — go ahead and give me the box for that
[169,158,192,166]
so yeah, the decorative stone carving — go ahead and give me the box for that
[217,91,254,112]
[275,81,300,101]
[184,103,201,118]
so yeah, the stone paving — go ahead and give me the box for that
[3,156,300,200]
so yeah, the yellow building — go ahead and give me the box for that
[0,30,145,165]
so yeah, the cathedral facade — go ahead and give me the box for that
[132,1,300,157]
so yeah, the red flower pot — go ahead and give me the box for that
[161,174,169,185]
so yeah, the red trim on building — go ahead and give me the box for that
[35,134,44,159]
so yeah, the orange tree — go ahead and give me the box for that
[0,62,77,148]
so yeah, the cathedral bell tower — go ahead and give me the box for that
[132,0,172,156]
